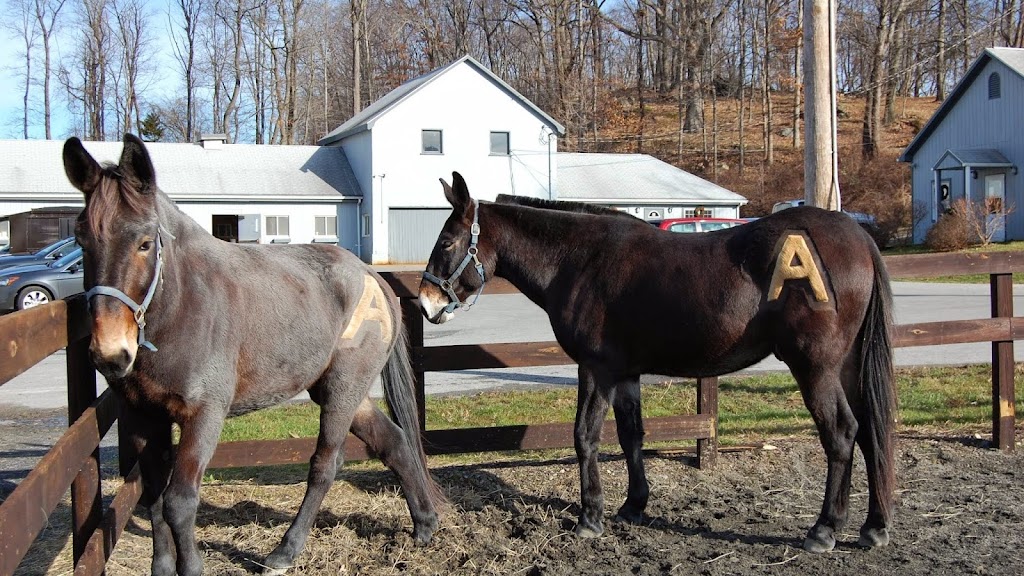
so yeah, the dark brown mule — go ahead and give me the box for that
[62,134,444,576]
[419,172,896,553]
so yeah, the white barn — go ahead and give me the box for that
[319,55,566,263]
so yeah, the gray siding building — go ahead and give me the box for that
[899,47,1024,243]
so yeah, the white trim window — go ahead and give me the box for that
[265,215,290,243]
[422,129,443,154]
[490,131,510,155]
[313,215,338,243]
[361,214,371,237]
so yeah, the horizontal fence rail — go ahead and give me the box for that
[0,250,1021,575]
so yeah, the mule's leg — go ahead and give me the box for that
[162,406,228,576]
[349,398,439,544]
[855,419,891,548]
[263,392,356,574]
[612,375,648,524]
[121,406,175,576]
[573,365,614,538]
[797,368,858,553]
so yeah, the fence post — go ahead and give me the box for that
[991,272,1015,451]
[67,335,102,570]
[401,297,427,431]
[696,377,719,469]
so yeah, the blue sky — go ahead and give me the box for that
[0,2,178,141]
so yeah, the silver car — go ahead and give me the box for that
[0,248,84,311]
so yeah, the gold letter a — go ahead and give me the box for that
[768,234,829,303]
[341,275,393,344]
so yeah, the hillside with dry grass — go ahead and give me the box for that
[584,91,942,242]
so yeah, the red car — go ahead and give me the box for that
[654,217,747,233]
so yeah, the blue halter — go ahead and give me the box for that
[84,231,167,351]
[422,199,486,314]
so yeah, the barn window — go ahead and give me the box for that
[422,130,443,153]
[265,215,289,237]
[988,72,1001,99]
[315,215,337,237]
[490,131,510,155]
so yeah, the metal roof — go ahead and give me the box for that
[556,153,747,205]
[900,47,1024,163]
[318,55,566,146]
[0,138,362,200]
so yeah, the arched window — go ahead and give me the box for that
[988,72,1001,99]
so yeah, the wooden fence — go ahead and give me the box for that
[0,251,1020,575]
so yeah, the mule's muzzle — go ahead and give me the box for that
[89,317,139,379]
[418,288,454,325]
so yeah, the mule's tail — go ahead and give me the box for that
[859,247,897,523]
[381,324,447,508]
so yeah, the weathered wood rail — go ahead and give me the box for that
[0,250,1020,575]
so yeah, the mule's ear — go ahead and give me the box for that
[446,171,472,214]
[439,177,454,205]
[63,137,102,196]
[118,133,157,193]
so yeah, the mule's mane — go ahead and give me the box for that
[495,194,636,220]
[84,163,153,237]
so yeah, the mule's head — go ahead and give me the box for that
[419,172,492,324]
[63,134,162,379]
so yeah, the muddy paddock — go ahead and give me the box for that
[16,430,1024,575]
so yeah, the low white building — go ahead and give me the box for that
[0,136,363,250]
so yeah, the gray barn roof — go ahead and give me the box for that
[318,55,566,146]
[556,153,747,205]
[0,139,361,201]
[900,47,1024,163]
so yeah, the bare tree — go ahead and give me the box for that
[34,0,67,138]
[3,0,39,138]
[112,0,150,135]
[935,0,946,99]
[861,0,907,159]
[171,0,203,142]
[60,0,113,139]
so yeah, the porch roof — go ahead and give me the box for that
[933,148,1013,171]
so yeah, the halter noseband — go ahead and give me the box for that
[422,199,486,314]
[84,230,167,351]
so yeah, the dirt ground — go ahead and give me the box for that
[6,408,1024,576]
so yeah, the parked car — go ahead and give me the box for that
[654,217,748,233]
[0,247,85,311]
[0,236,80,271]
[771,199,877,228]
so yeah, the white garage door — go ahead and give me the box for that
[388,208,452,264]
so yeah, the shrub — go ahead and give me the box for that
[925,209,969,252]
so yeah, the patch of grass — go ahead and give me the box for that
[219,364,1022,447]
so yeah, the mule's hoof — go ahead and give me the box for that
[413,518,438,546]
[262,550,294,575]
[858,526,889,548]
[614,504,644,525]
[574,522,603,538]
[803,525,836,553]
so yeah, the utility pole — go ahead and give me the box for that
[803,0,840,210]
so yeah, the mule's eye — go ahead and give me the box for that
[139,240,154,252]
[441,239,455,251]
